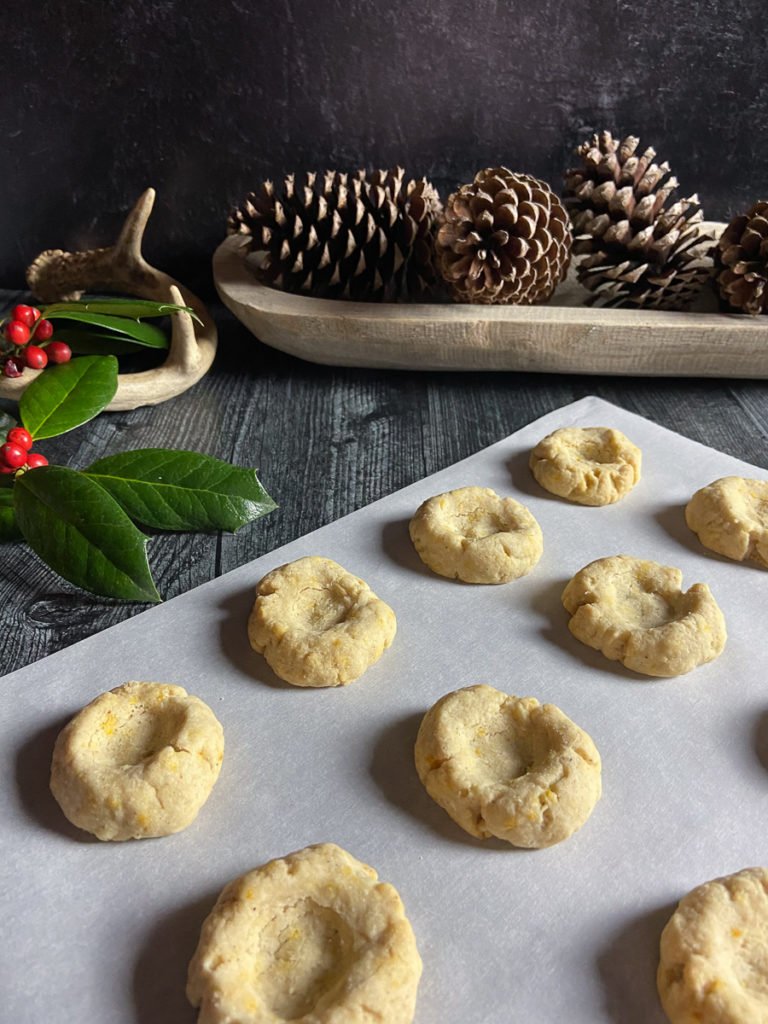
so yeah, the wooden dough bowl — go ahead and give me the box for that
[213,230,768,378]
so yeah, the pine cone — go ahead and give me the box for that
[564,131,719,309]
[715,200,768,315]
[435,168,571,304]
[228,168,441,301]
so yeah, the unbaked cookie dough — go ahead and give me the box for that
[187,843,422,1024]
[658,867,768,1024]
[414,684,601,848]
[50,681,224,841]
[686,476,768,567]
[561,555,727,678]
[408,486,543,584]
[529,426,642,506]
[248,556,396,687]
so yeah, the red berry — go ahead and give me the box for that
[7,427,32,450]
[0,442,27,469]
[46,340,72,364]
[24,345,48,370]
[26,452,49,469]
[33,318,53,341]
[2,357,23,378]
[4,320,30,346]
[0,465,16,474]
[12,304,38,328]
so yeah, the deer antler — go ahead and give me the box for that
[0,189,217,411]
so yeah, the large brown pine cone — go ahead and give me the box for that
[715,200,768,315]
[564,131,719,309]
[228,168,441,301]
[435,168,572,304]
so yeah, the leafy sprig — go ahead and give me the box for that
[1,296,204,379]
[0,356,276,601]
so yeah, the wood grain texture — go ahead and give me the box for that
[1,292,767,677]
[215,236,768,377]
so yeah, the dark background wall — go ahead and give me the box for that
[2,0,766,292]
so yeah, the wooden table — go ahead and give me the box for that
[1,295,767,677]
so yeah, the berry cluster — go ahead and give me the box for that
[0,425,48,475]
[1,304,72,379]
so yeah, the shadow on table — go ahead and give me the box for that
[653,503,707,557]
[15,716,96,842]
[381,517,436,578]
[507,447,546,499]
[596,901,673,1024]
[216,587,295,690]
[753,709,768,775]
[133,887,219,1024]
[369,712,516,852]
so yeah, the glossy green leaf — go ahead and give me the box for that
[40,310,168,348]
[84,449,277,531]
[50,328,164,355]
[42,297,202,323]
[0,488,21,541]
[14,466,160,602]
[19,356,118,439]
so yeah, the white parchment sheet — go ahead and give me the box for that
[2,396,767,1024]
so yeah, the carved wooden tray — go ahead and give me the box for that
[213,232,768,377]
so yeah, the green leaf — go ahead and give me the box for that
[19,356,118,440]
[40,310,168,348]
[42,298,202,325]
[50,328,166,355]
[14,466,160,602]
[0,488,21,541]
[83,449,277,531]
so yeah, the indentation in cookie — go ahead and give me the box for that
[449,506,508,540]
[257,898,354,1018]
[295,583,354,632]
[561,432,618,463]
[465,718,534,783]
[93,700,188,767]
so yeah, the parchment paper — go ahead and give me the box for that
[2,396,767,1024]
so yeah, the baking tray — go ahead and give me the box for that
[2,396,767,1023]
[213,234,768,377]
